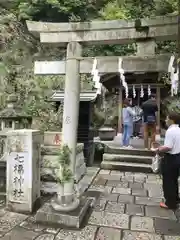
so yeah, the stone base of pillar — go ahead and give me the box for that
[113,133,122,143]
[35,197,91,228]
[51,196,80,212]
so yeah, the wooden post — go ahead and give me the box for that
[118,87,123,134]
[156,86,161,134]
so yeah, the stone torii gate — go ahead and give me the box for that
[26,15,177,222]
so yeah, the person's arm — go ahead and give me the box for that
[141,104,144,115]
[127,107,135,116]
[153,104,158,125]
[154,104,158,112]
[139,108,143,117]
[157,130,173,153]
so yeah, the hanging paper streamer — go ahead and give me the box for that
[118,58,128,98]
[91,58,102,94]
[148,85,151,96]
[91,58,97,75]
[118,58,124,75]
[140,85,144,98]
[168,55,179,96]
[125,86,129,98]
[168,55,175,73]
[172,68,179,96]
[133,85,136,98]
[93,72,100,83]
[96,83,102,94]
[95,79,101,89]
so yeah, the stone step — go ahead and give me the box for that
[101,160,153,173]
[41,144,84,155]
[41,145,60,155]
[103,153,152,164]
[104,145,154,157]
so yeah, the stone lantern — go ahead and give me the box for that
[0,94,32,132]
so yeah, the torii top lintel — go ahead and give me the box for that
[26,15,177,45]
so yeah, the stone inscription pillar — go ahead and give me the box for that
[6,129,41,214]
[62,42,82,190]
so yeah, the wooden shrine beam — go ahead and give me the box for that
[34,54,171,75]
[26,16,177,45]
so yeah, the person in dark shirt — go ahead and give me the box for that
[142,94,158,149]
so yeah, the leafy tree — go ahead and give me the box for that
[0,7,65,131]
[12,0,107,22]
[0,0,179,131]
[95,0,178,56]
[100,0,178,20]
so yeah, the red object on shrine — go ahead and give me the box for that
[54,134,61,145]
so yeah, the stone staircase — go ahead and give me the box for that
[101,144,154,173]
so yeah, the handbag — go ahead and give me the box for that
[152,153,161,173]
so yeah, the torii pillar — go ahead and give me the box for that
[62,42,82,174]
[52,42,82,211]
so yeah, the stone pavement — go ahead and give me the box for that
[0,170,180,239]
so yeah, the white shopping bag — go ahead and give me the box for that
[152,154,161,173]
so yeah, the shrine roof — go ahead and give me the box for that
[100,72,165,91]
[0,107,32,120]
[49,91,97,102]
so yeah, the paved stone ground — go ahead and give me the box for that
[0,170,180,239]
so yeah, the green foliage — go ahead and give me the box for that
[12,0,107,22]
[92,107,105,128]
[100,1,129,20]
[162,97,180,116]
[154,0,178,15]
[0,8,65,131]
[0,0,178,132]
[84,0,178,59]
[54,145,73,184]
[58,145,71,166]
[100,0,178,20]
[156,41,177,54]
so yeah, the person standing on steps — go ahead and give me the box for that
[132,102,142,138]
[142,94,158,149]
[122,98,135,148]
[154,112,180,210]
